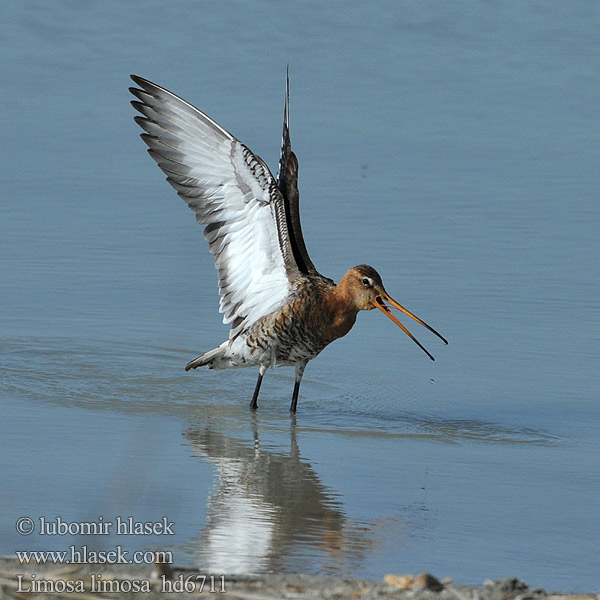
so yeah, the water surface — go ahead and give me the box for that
[1,1,599,592]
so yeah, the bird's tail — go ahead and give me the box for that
[185,342,229,371]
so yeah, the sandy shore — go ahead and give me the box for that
[0,557,596,599]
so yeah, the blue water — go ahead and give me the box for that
[1,1,599,592]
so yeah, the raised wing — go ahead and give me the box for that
[276,70,322,279]
[130,75,300,338]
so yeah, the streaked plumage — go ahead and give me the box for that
[130,73,447,413]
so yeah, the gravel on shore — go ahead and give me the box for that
[0,557,596,600]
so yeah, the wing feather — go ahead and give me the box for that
[130,75,300,338]
[276,69,324,280]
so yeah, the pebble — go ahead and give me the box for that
[384,572,444,591]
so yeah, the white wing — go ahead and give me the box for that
[130,75,300,338]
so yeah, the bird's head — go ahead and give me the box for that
[343,265,448,360]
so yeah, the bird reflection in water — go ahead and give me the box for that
[182,420,376,574]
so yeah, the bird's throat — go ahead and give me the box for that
[325,284,360,341]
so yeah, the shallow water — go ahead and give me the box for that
[1,1,599,592]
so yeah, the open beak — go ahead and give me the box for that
[374,294,448,361]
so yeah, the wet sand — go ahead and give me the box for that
[0,558,597,599]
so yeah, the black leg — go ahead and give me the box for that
[249,372,263,410]
[290,380,301,413]
[289,362,307,413]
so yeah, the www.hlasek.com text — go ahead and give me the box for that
[16,546,172,565]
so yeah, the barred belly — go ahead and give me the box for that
[244,288,335,367]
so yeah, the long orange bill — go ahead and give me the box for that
[375,295,448,361]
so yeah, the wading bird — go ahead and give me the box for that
[130,74,447,413]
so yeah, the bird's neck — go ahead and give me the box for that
[324,279,360,340]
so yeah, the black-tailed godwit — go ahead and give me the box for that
[130,74,447,413]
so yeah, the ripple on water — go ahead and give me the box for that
[1,336,566,448]
[1,337,224,414]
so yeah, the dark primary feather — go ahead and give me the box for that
[277,70,330,283]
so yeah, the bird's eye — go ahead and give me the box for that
[362,277,372,287]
